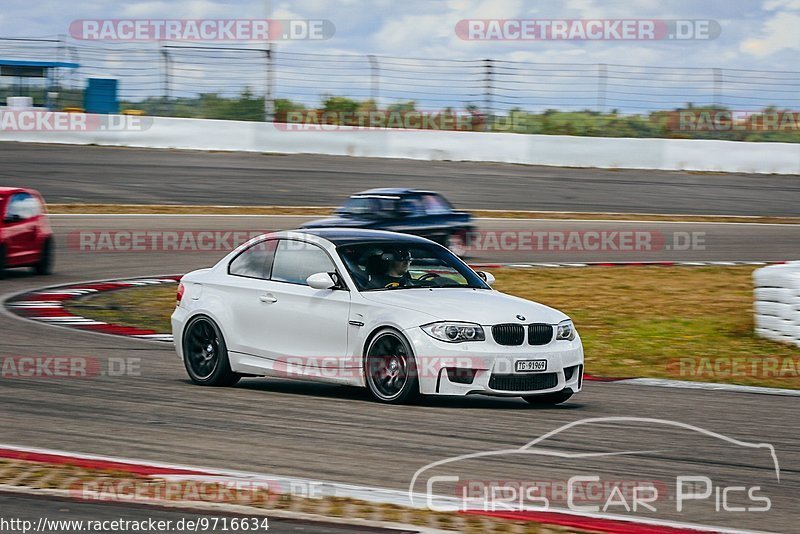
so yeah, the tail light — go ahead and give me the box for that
[176,283,185,305]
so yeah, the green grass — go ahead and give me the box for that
[65,266,799,388]
[65,284,176,333]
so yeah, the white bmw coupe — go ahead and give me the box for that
[172,229,584,404]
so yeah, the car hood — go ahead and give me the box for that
[301,216,371,228]
[360,288,569,325]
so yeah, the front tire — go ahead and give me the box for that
[34,238,54,275]
[522,389,573,406]
[183,316,240,386]
[364,329,421,404]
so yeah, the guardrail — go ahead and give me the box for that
[754,263,800,347]
[1,112,799,174]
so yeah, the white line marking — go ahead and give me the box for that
[617,378,800,397]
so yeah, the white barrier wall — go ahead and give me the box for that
[754,263,800,347]
[1,113,800,174]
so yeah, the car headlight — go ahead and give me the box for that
[421,322,485,343]
[556,319,576,341]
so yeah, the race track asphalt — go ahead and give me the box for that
[1,142,799,215]
[0,143,798,532]
[48,214,800,263]
[1,214,798,533]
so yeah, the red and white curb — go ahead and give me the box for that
[0,444,776,534]
[3,276,180,343]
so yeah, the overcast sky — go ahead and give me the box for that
[1,0,798,71]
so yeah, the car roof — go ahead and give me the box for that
[293,228,434,246]
[0,187,41,198]
[352,188,437,198]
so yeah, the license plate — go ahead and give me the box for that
[515,359,547,372]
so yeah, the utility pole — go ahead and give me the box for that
[368,54,379,106]
[264,0,275,122]
[483,58,493,131]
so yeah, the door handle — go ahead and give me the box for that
[259,294,277,303]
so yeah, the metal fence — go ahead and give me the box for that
[2,36,799,124]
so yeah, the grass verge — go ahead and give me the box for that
[64,266,799,389]
[46,203,800,224]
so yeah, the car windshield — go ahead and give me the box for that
[338,196,397,218]
[337,242,490,291]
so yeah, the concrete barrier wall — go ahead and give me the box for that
[754,263,800,347]
[1,113,800,174]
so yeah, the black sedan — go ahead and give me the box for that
[301,189,474,253]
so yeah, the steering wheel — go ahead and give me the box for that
[418,273,441,282]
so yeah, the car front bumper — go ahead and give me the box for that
[404,327,584,397]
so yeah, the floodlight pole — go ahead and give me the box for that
[264,0,275,122]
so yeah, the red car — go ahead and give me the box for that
[0,187,54,278]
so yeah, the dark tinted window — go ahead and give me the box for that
[338,242,488,291]
[340,196,398,217]
[271,240,335,285]
[229,239,277,279]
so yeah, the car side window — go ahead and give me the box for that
[6,193,40,221]
[228,239,277,280]
[398,197,423,216]
[421,194,452,215]
[271,240,335,286]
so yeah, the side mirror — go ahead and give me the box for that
[477,271,495,286]
[307,272,336,290]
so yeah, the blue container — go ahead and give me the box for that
[84,78,119,114]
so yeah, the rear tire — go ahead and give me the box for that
[364,329,421,404]
[34,238,54,275]
[183,316,240,387]
[522,389,573,406]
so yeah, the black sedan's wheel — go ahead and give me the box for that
[183,316,240,386]
[522,389,573,406]
[34,238,54,275]
[364,329,420,404]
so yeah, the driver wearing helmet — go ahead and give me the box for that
[367,248,413,289]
